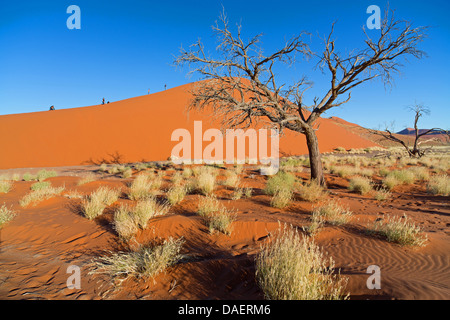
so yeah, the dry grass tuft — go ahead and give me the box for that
[0,204,16,228]
[256,224,348,300]
[89,237,184,280]
[369,215,428,247]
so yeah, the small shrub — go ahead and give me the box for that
[255,224,348,300]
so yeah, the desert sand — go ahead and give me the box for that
[0,86,448,301]
[0,84,377,170]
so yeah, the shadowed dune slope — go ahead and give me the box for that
[0,83,377,169]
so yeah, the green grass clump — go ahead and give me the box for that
[193,166,217,195]
[407,167,430,181]
[81,186,121,220]
[223,170,241,188]
[20,185,65,207]
[113,204,140,240]
[30,181,51,191]
[77,173,96,186]
[297,179,328,202]
[270,188,294,209]
[197,195,221,218]
[0,204,16,228]
[255,224,349,300]
[121,167,133,179]
[204,207,236,235]
[374,188,392,201]
[369,215,427,247]
[264,171,295,196]
[166,185,187,205]
[36,169,57,181]
[312,200,352,226]
[90,237,184,280]
[133,198,170,229]
[23,173,37,181]
[0,180,13,193]
[427,174,450,196]
[382,175,400,190]
[389,169,415,184]
[128,173,161,200]
[348,176,373,195]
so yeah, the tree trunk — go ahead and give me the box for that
[304,127,326,187]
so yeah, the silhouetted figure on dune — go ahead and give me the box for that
[49,105,55,111]
[102,98,105,105]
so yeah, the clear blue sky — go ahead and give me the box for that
[0,0,449,131]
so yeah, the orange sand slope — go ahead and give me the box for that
[0,83,377,169]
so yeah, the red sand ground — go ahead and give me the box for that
[0,166,449,300]
[0,85,448,300]
[0,83,377,169]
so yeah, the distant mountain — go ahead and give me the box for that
[397,128,444,136]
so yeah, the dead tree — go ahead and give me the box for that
[370,104,449,158]
[175,8,428,186]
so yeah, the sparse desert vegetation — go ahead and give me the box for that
[369,215,428,247]
[20,184,65,207]
[81,186,121,220]
[90,237,184,280]
[256,225,348,300]
[0,180,13,193]
[0,204,16,228]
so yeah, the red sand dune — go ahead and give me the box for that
[0,83,377,169]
